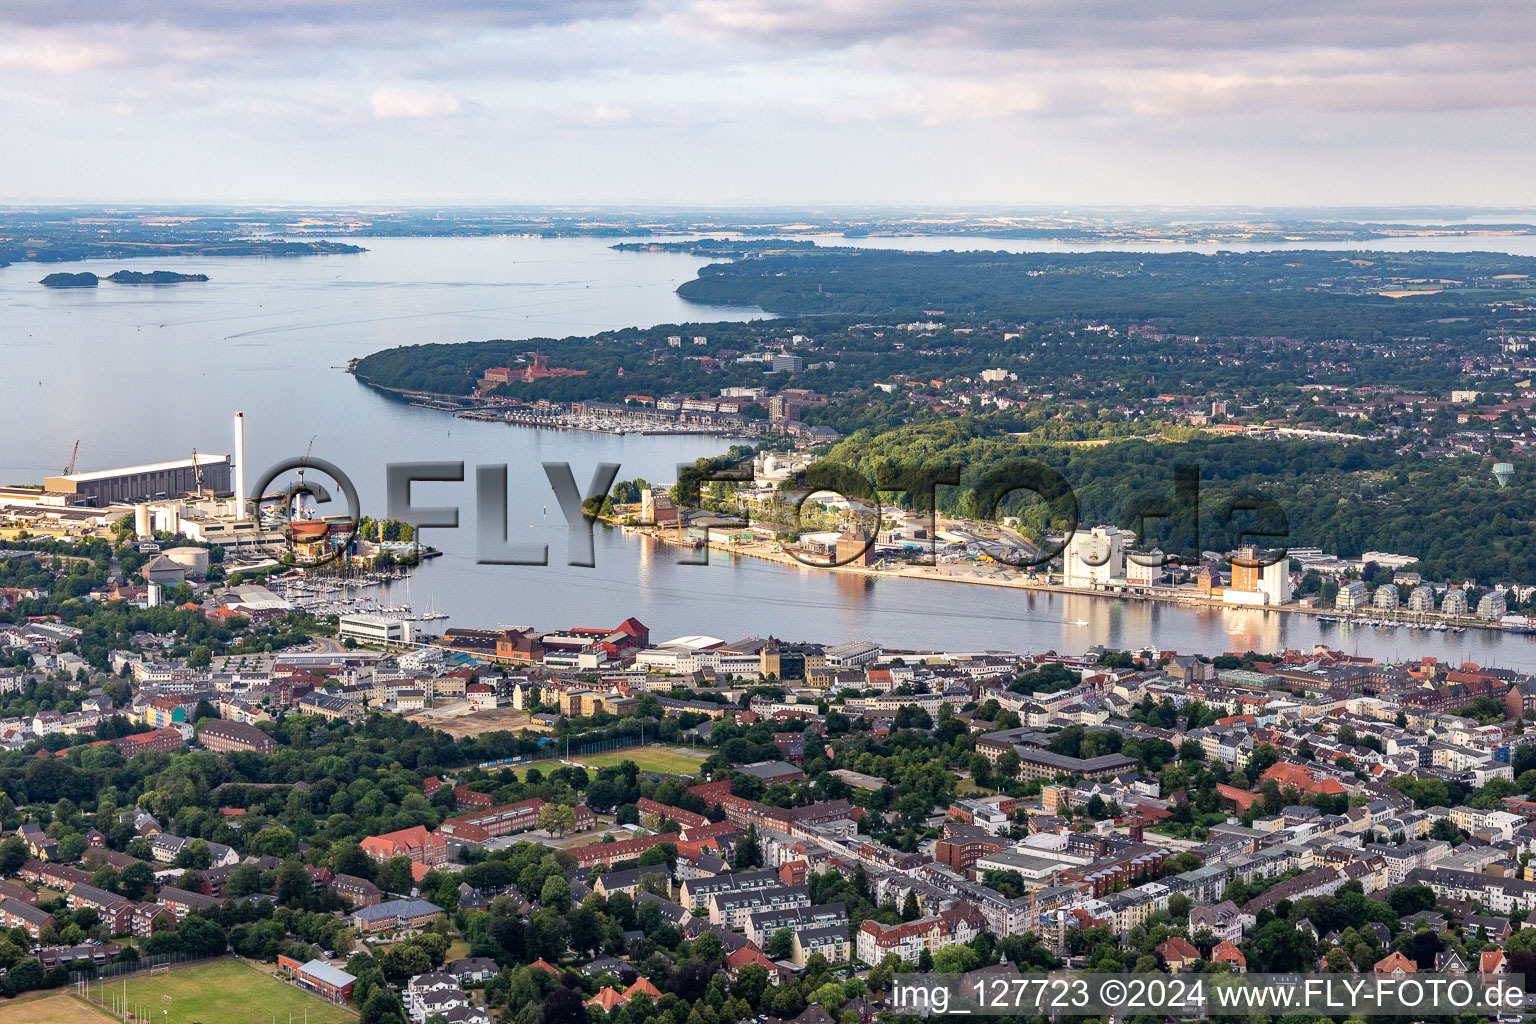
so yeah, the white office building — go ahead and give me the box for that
[338,614,412,646]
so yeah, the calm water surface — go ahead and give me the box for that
[3,233,1534,667]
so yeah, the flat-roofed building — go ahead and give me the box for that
[278,955,357,1003]
[45,454,230,505]
[339,613,412,646]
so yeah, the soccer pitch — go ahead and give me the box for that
[79,959,355,1024]
[574,745,709,775]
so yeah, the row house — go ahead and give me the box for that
[1159,864,1231,906]
[1406,867,1536,914]
[570,832,681,870]
[1239,866,1348,926]
[157,886,223,920]
[132,903,174,938]
[36,944,117,971]
[1095,888,1159,936]
[637,797,709,831]
[745,901,848,946]
[148,834,239,867]
[66,883,136,934]
[592,864,671,898]
[675,847,730,885]
[21,860,91,891]
[1225,845,1298,885]
[0,897,54,939]
[708,884,810,927]
[0,879,38,904]
[1364,839,1451,885]
[679,869,781,910]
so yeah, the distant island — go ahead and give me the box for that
[41,270,211,287]
[39,272,99,287]
[106,270,209,284]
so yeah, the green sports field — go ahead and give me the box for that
[78,959,355,1024]
[574,745,709,775]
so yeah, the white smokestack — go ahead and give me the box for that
[234,411,247,520]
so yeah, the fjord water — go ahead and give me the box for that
[3,233,1534,667]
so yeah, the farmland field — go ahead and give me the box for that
[75,959,355,1024]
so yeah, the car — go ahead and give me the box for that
[324,950,336,959]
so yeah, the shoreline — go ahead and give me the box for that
[351,375,757,439]
[614,522,1534,640]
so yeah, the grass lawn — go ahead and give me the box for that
[84,959,355,1024]
[575,746,708,775]
[2,990,107,1024]
[501,758,562,780]
[444,940,471,962]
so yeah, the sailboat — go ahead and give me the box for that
[420,593,449,620]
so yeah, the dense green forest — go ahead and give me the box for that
[353,247,1536,402]
[352,319,813,399]
[812,420,1535,583]
[677,246,1536,332]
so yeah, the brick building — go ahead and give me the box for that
[113,728,185,756]
[360,825,450,867]
[197,719,278,754]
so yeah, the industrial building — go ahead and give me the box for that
[1062,526,1125,587]
[45,454,230,505]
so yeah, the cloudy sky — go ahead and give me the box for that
[3,0,1533,206]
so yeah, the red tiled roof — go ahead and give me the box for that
[1156,936,1200,964]
[1212,940,1246,968]
[587,988,626,1010]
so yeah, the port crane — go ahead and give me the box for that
[62,440,79,476]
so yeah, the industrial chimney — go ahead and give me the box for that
[233,411,248,520]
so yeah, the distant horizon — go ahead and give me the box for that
[3,202,1536,219]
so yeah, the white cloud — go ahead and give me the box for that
[0,1,1534,202]
[587,103,631,124]
[0,40,122,74]
[370,87,464,119]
